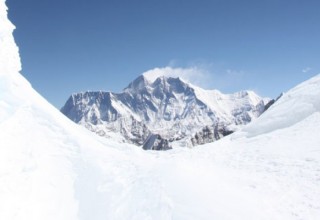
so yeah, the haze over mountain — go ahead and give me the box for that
[1,0,320,219]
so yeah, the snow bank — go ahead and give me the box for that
[0,0,21,76]
[0,0,29,123]
[242,74,320,137]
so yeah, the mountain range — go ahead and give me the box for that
[61,74,272,149]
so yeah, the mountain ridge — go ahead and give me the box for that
[61,74,270,148]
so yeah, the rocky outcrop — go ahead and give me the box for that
[191,125,234,146]
[143,134,171,150]
[263,93,284,113]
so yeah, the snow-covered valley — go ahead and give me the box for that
[1,0,320,219]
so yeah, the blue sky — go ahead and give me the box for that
[7,0,320,108]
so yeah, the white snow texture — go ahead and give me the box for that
[1,1,320,219]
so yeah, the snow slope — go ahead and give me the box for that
[1,1,320,219]
[194,75,320,219]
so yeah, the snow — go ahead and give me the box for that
[143,66,269,125]
[242,74,320,137]
[0,0,21,76]
[142,67,197,84]
[143,66,268,123]
[1,1,320,219]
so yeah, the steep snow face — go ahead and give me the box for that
[0,3,138,219]
[0,1,80,218]
[0,0,27,124]
[62,75,268,146]
[0,0,21,76]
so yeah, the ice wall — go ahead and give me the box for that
[0,0,21,76]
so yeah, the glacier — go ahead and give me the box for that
[1,0,320,219]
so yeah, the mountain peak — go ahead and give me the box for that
[124,73,190,94]
[142,67,171,83]
[123,75,149,93]
[142,67,190,84]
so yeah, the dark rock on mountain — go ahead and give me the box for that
[143,134,171,150]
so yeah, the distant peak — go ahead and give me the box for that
[142,67,171,83]
[124,69,193,93]
[123,74,149,92]
[142,67,190,84]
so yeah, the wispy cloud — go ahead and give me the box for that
[142,66,212,88]
[141,64,249,94]
[302,67,312,73]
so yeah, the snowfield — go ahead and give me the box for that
[1,0,320,219]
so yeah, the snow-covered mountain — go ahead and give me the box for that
[1,1,320,219]
[61,74,270,148]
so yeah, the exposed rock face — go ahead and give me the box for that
[263,93,284,113]
[61,75,269,149]
[142,134,171,151]
[191,125,234,146]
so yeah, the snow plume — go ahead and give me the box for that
[142,66,211,87]
[0,0,21,76]
[142,66,247,90]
